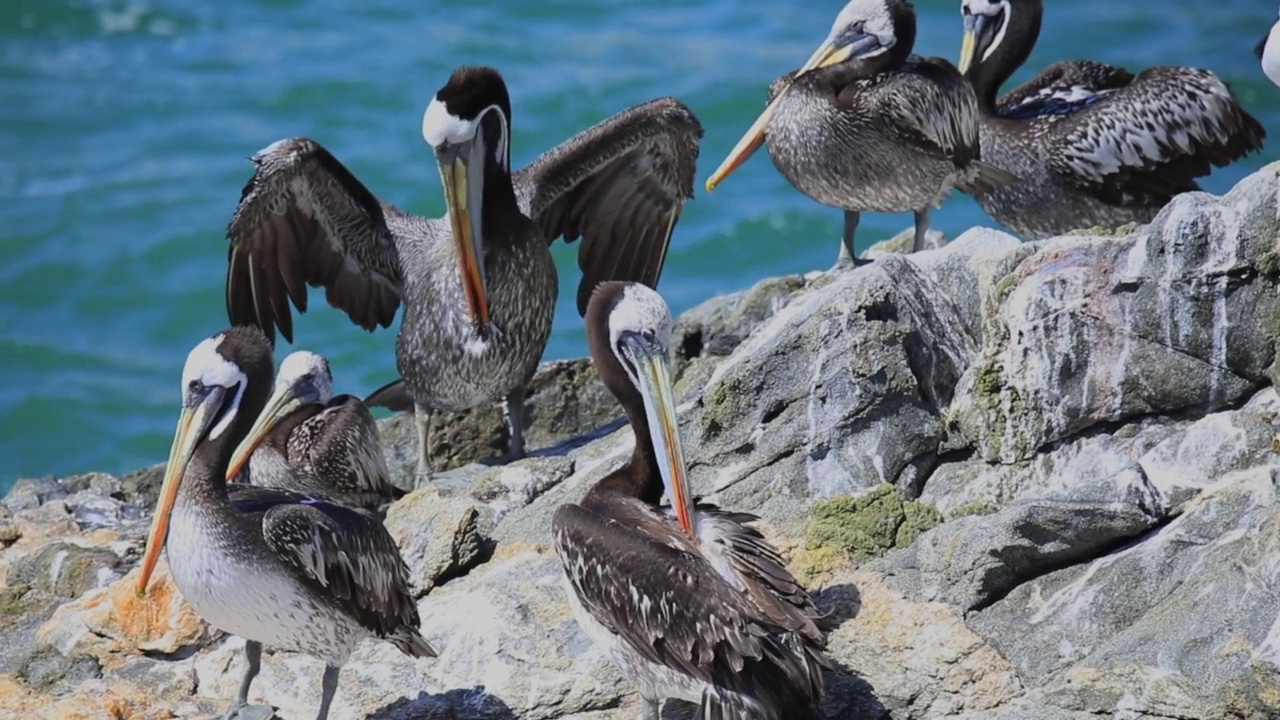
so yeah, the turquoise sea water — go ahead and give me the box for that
[1,0,1276,490]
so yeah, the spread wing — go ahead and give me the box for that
[255,495,419,638]
[226,138,406,344]
[513,98,703,316]
[854,57,982,168]
[1002,61,1266,204]
[290,395,403,510]
[552,502,826,702]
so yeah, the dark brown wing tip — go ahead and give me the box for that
[364,379,413,412]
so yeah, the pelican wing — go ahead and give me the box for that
[513,98,703,316]
[1005,61,1266,204]
[552,502,826,703]
[226,138,405,344]
[290,394,402,508]
[256,495,419,638]
[856,58,983,167]
[688,506,826,645]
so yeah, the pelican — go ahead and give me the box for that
[223,350,403,512]
[137,327,434,720]
[1259,9,1280,88]
[553,282,829,720]
[226,66,703,485]
[957,0,1266,239]
[705,0,1015,265]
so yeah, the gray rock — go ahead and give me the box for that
[951,170,1279,463]
[968,466,1280,719]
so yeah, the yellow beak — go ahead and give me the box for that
[224,385,304,482]
[137,404,205,596]
[958,28,978,75]
[704,39,854,193]
[632,345,695,536]
[439,154,491,328]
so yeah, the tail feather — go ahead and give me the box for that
[961,160,1022,195]
[390,626,437,659]
[365,379,414,412]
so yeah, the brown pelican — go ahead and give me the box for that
[1259,9,1280,88]
[222,350,403,512]
[957,0,1266,239]
[705,0,1015,265]
[226,66,703,485]
[553,282,829,720]
[137,327,434,720]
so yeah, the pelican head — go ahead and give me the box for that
[224,350,334,482]
[705,0,911,192]
[138,327,272,596]
[586,282,695,536]
[958,0,1012,74]
[422,66,514,331]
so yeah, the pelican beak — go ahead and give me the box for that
[225,383,307,482]
[705,33,878,193]
[623,333,695,536]
[436,141,491,329]
[962,13,988,74]
[137,390,223,596]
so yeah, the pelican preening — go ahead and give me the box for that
[706,0,1016,265]
[957,0,1265,239]
[137,327,433,720]
[1259,9,1280,89]
[226,66,703,484]
[224,350,403,513]
[553,282,829,720]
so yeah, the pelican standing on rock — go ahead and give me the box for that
[226,66,703,485]
[957,0,1266,239]
[223,350,403,513]
[137,327,434,720]
[1258,9,1280,88]
[553,282,829,720]
[705,0,1015,265]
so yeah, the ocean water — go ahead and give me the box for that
[1,0,1276,491]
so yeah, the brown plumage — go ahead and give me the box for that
[553,282,829,720]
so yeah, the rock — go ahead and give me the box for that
[383,486,493,596]
[3,163,1279,719]
[967,466,1280,719]
[37,564,215,662]
[1140,388,1280,512]
[951,175,1280,463]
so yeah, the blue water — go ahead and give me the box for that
[1,0,1276,490]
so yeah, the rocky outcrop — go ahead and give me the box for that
[2,163,1278,720]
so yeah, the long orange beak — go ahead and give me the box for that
[631,341,695,536]
[137,404,204,596]
[704,38,856,193]
[439,153,491,328]
[225,384,304,482]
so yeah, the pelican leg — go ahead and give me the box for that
[414,403,434,487]
[636,697,660,720]
[500,386,528,463]
[315,664,341,720]
[837,210,872,268]
[911,209,931,253]
[221,641,275,720]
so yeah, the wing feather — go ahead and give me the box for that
[1000,61,1266,204]
[552,501,827,708]
[257,497,418,638]
[226,138,405,344]
[513,98,703,316]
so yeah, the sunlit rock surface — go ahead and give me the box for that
[2,163,1278,719]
